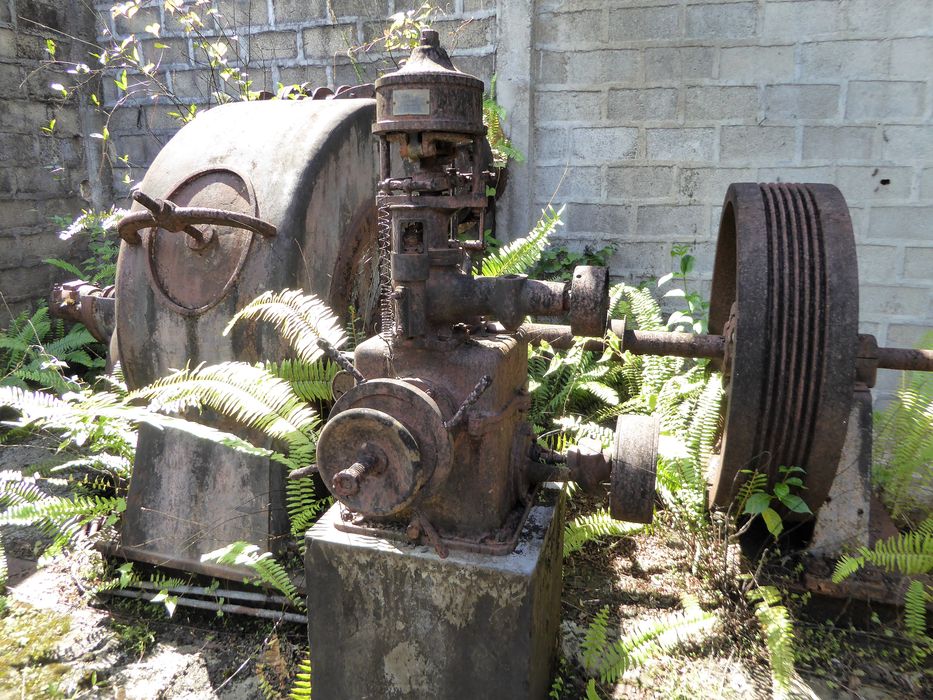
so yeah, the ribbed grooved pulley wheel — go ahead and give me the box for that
[707,183,859,516]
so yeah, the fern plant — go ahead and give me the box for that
[481,205,564,277]
[201,541,305,612]
[748,585,796,698]
[872,350,933,525]
[832,519,933,655]
[581,596,718,695]
[0,306,103,394]
[564,509,644,557]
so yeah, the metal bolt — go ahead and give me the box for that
[331,445,386,497]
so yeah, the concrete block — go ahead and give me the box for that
[719,45,796,83]
[763,84,840,120]
[646,128,716,162]
[869,207,933,242]
[882,126,933,165]
[686,2,757,39]
[0,27,14,59]
[846,0,933,35]
[855,244,901,283]
[141,37,190,66]
[251,30,299,61]
[762,1,840,39]
[846,81,926,121]
[215,0,270,27]
[464,0,497,11]
[566,203,632,235]
[306,487,565,700]
[564,50,642,85]
[112,4,161,38]
[534,165,603,201]
[535,90,602,123]
[645,47,716,82]
[169,69,210,100]
[606,165,676,201]
[276,64,327,90]
[610,241,712,282]
[448,53,495,83]
[800,40,889,80]
[720,126,796,165]
[802,126,876,162]
[273,0,329,24]
[757,165,835,183]
[858,284,929,317]
[684,86,758,121]
[607,88,678,123]
[609,5,681,41]
[888,324,933,350]
[837,166,913,203]
[534,126,569,161]
[434,18,495,50]
[534,50,567,83]
[536,10,606,46]
[922,169,933,201]
[677,167,757,205]
[636,205,708,241]
[890,38,933,81]
[302,23,356,59]
[571,126,638,162]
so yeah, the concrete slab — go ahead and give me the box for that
[305,484,565,700]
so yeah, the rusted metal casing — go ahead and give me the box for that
[115,98,378,575]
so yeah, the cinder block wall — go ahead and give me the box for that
[100,0,498,197]
[0,0,106,321]
[509,0,933,399]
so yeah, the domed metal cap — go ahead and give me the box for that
[373,27,484,135]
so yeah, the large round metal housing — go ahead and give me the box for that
[115,98,379,576]
[707,183,859,515]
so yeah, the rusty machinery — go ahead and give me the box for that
[309,31,933,559]
[51,31,932,585]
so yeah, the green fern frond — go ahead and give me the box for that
[564,509,644,557]
[201,542,305,612]
[130,362,320,470]
[583,595,718,686]
[286,477,329,538]
[582,605,611,672]
[873,364,933,524]
[263,359,337,404]
[481,206,563,277]
[903,579,930,642]
[224,289,347,364]
[289,652,313,700]
[832,524,933,581]
[749,585,795,696]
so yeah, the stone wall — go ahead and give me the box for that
[505,0,933,399]
[0,0,106,321]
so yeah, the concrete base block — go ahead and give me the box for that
[305,484,565,700]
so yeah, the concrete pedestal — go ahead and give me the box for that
[305,485,565,700]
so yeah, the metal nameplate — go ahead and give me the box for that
[393,88,431,116]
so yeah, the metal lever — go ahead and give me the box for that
[444,375,492,429]
[118,190,278,244]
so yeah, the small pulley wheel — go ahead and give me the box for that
[609,414,659,524]
[317,408,424,516]
[325,378,453,510]
[707,183,859,515]
[570,266,610,337]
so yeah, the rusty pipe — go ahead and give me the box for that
[522,322,932,374]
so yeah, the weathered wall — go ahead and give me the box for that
[100,0,498,197]
[501,0,933,399]
[0,0,106,320]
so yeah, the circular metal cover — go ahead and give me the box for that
[570,266,610,338]
[326,378,453,512]
[317,407,423,516]
[146,169,256,315]
[609,414,659,524]
[707,183,859,515]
